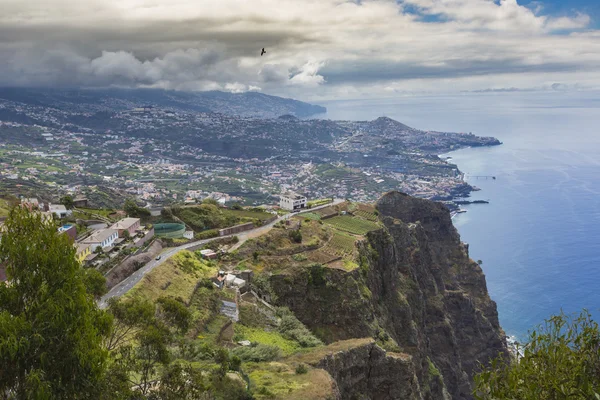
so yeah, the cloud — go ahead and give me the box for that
[0,0,598,99]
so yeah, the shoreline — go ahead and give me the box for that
[440,145,526,352]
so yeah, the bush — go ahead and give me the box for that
[295,363,308,374]
[474,311,600,399]
[194,229,220,240]
[231,344,281,362]
[288,230,302,243]
[276,308,323,348]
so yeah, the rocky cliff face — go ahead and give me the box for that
[269,192,507,399]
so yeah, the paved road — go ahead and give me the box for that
[98,200,342,308]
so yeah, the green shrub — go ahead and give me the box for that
[474,311,600,399]
[232,344,281,362]
[291,253,307,262]
[295,363,308,375]
[288,230,302,243]
[195,229,220,240]
[276,308,322,348]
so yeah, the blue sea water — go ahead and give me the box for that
[319,92,600,340]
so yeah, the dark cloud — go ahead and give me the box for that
[0,0,598,97]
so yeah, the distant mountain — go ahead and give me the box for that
[0,87,326,119]
[367,116,415,135]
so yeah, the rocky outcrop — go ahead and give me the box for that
[266,192,507,399]
[313,340,424,400]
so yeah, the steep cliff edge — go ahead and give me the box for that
[267,192,507,399]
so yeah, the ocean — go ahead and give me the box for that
[318,91,600,341]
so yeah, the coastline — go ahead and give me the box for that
[440,144,525,351]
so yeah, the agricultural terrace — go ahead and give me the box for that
[324,215,379,235]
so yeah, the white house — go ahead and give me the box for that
[82,228,119,251]
[279,192,307,211]
[49,204,72,219]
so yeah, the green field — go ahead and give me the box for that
[324,216,379,235]
[125,251,217,304]
[221,209,274,221]
[297,212,321,221]
[324,232,357,256]
[354,210,378,221]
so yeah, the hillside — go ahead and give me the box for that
[114,193,505,399]
[0,87,326,118]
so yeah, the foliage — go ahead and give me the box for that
[295,363,308,374]
[104,297,155,351]
[83,267,109,299]
[276,307,323,348]
[232,343,282,362]
[124,198,151,219]
[156,297,192,334]
[288,229,302,243]
[474,311,600,400]
[234,325,300,356]
[154,362,208,400]
[195,229,220,240]
[0,207,111,399]
[60,194,75,209]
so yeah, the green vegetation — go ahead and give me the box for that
[126,251,217,304]
[298,212,321,221]
[307,199,332,208]
[475,311,600,399]
[124,198,151,219]
[235,325,301,356]
[0,197,12,217]
[276,308,323,348]
[246,362,333,400]
[166,204,272,232]
[354,210,378,221]
[232,344,282,362]
[325,232,357,256]
[324,215,380,235]
[0,208,110,398]
[289,229,303,243]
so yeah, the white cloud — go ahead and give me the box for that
[0,0,597,99]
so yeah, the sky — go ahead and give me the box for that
[1,0,600,101]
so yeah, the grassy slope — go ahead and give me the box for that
[125,251,217,304]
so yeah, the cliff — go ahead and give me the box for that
[267,192,507,399]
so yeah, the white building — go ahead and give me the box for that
[279,192,307,211]
[82,228,119,251]
[49,204,72,219]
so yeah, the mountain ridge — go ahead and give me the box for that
[0,87,326,119]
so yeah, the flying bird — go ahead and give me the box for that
[261,48,266,56]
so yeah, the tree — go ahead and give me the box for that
[289,229,302,243]
[155,362,208,400]
[477,259,483,266]
[122,229,131,240]
[474,311,600,399]
[0,207,111,399]
[124,199,151,219]
[60,194,75,210]
[83,268,109,299]
[202,197,219,206]
[104,297,155,351]
[156,297,192,335]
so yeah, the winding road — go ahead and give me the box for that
[99,200,342,308]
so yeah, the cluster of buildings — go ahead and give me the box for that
[75,217,152,265]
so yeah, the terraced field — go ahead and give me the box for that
[324,216,380,235]
[298,212,321,221]
[315,206,338,219]
[354,210,378,221]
